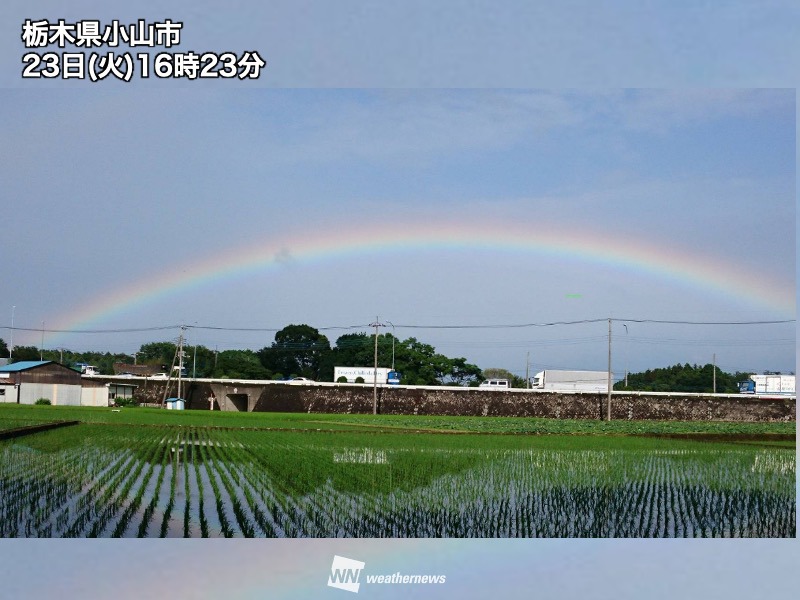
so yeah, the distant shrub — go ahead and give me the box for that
[355,376,365,384]
[115,397,139,408]
[336,376,348,383]
[35,398,51,405]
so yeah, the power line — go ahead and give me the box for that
[393,318,610,329]
[1,317,793,335]
[388,318,796,329]
[613,318,795,325]
[0,324,181,334]
[433,336,609,348]
[187,324,369,333]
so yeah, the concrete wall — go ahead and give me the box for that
[0,384,18,403]
[90,377,796,422]
[19,383,82,406]
[81,385,109,407]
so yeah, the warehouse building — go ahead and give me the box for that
[0,361,83,405]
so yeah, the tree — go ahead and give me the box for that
[615,363,748,393]
[38,349,134,374]
[326,333,377,377]
[7,345,39,361]
[258,324,331,380]
[445,356,485,386]
[8,326,480,386]
[129,342,222,378]
[214,350,271,380]
[137,342,179,369]
[314,332,371,382]
[186,345,217,378]
[0,338,8,358]
[395,337,441,385]
[329,333,484,386]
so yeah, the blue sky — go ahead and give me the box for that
[3,0,800,88]
[0,88,795,376]
[0,1,798,599]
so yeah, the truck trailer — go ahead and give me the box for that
[738,374,795,396]
[334,366,401,385]
[531,370,611,392]
[75,363,101,376]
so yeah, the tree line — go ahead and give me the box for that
[614,363,757,394]
[0,331,773,391]
[0,324,485,386]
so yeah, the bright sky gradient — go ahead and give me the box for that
[0,2,798,600]
[1,88,795,376]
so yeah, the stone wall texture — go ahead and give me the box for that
[110,378,795,422]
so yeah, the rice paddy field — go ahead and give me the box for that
[0,405,795,538]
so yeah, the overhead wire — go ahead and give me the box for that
[1,317,794,335]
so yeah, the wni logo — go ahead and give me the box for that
[328,555,366,593]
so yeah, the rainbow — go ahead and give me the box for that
[51,219,795,336]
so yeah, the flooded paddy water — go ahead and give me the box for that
[0,422,795,538]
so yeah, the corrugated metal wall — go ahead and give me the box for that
[18,363,81,386]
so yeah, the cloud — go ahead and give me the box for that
[616,89,792,132]
[229,89,792,165]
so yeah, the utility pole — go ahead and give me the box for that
[607,318,612,421]
[526,351,530,389]
[177,326,186,400]
[713,353,716,394]
[371,317,380,415]
[9,306,14,362]
[161,341,181,408]
[40,321,45,361]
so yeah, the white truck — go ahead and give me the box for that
[479,378,510,390]
[334,366,401,385]
[738,374,795,396]
[531,370,611,392]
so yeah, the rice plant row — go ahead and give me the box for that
[0,425,794,537]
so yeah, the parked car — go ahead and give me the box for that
[289,377,315,383]
[149,373,170,380]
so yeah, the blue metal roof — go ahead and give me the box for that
[0,360,52,372]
